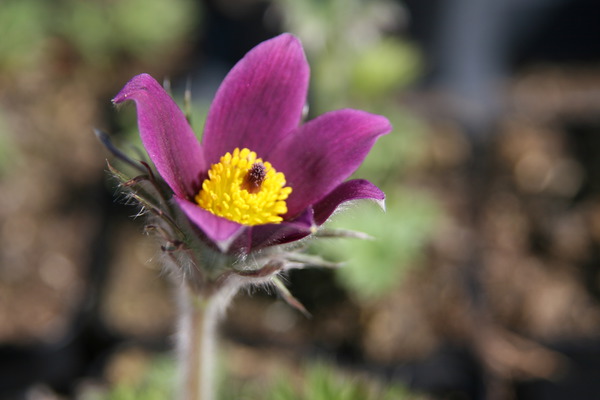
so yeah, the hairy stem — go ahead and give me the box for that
[179,287,219,400]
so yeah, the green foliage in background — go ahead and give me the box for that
[357,109,428,179]
[311,111,438,300]
[86,357,175,400]
[0,0,200,71]
[274,0,437,300]
[0,111,19,176]
[316,189,438,300]
[95,356,425,400]
[350,38,421,99]
[274,0,421,111]
[0,0,49,70]
[264,363,425,400]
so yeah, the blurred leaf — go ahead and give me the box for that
[273,0,437,301]
[110,0,200,62]
[315,189,439,300]
[97,356,175,400]
[350,38,422,98]
[274,0,408,113]
[0,0,49,69]
[222,360,427,400]
[0,0,201,70]
[55,0,114,65]
[0,112,19,176]
[357,109,428,179]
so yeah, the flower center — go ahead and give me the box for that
[195,148,292,226]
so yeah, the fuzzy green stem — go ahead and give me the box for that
[179,287,219,400]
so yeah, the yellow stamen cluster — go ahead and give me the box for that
[195,148,292,226]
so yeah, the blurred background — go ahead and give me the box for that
[1,0,600,399]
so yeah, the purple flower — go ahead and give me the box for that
[113,34,391,253]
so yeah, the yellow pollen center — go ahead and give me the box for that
[195,148,292,226]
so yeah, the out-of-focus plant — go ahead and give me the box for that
[321,111,436,300]
[271,0,421,111]
[0,0,200,72]
[0,112,19,177]
[319,188,439,300]
[235,362,429,400]
[272,0,438,300]
[0,0,49,71]
[90,356,175,400]
[350,38,421,100]
[94,356,428,400]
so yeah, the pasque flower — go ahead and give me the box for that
[104,33,392,400]
[112,33,391,254]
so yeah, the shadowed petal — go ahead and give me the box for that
[313,179,385,225]
[202,33,309,164]
[248,208,315,252]
[113,74,205,198]
[175,197,244,251]
[269,109,391,217]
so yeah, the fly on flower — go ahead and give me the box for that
[110,34,391,258]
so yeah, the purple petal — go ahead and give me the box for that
[113,74,205,199]
[247,208,315,252]
[202,33,309,164]
[268,109,391,218]
[313,179,385,225]
[175,197,244,251]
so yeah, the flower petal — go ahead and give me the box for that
[113,74,205,198]
[202,33,309,164]
[175,196,245,251]
[246,208,315,252]
[313,179,385,225]
[269,109,391,217]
